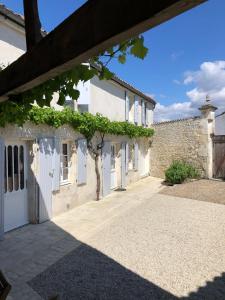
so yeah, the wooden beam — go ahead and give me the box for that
[23,0,43,50]
[0,0,206,101]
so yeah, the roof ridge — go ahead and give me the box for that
[0,3,47,34]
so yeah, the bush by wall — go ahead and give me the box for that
[165,161,200,185]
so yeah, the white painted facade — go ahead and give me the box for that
[0,16,26,65]
[215,112,225,135]
[0,6,155,236]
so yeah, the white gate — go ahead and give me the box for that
[4,141,28,232]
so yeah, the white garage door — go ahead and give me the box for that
[4,141,28,232]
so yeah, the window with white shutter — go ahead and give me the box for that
[60,142,71,184]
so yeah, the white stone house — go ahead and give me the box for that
[0,4,155,237]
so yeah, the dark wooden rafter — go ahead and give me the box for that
[0,0,206,102]
[23,0,43,50]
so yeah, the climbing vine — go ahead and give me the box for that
[0,35,149,111]
[0,35,151,201]
[0,104,154,141]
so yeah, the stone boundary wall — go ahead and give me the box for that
[150,116,210,179]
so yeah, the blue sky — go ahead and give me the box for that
[2,0,225,121]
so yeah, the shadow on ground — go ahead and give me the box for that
[1,215,225,300]
[26,222,225,300]
[29,239,176,300]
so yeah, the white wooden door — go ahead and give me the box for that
[110,144,117,189]
[38,138,54,223]
[4,141,28,232]
[140,143,150,177]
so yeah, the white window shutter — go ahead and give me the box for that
[125,91,129,121]
[134,96,139,124]
[146,104,149,126]
[102,141,111,196]
[77,139,87,185]
[52,137,60,192]
[142,100,145,126]
[125,142,129,173]
[121,142,127,188]
[38,137,54,223]
[134,142,139,171]
[0,138,4,239]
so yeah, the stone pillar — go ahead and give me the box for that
[199,96,217,178]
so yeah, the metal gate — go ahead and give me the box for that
[213,135,225,179]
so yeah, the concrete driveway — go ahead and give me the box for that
[1,177,225,299]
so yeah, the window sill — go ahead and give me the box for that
[60,181,72,186]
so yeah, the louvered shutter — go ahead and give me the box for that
[121,142,126,189]
[146,103,149,126]
[134,142,139,171]
[102,141,111,196]
[52,137,60,192]
[38,137,54,223]
[134,96,139,124]
[142,100,145,126]
[0,138,4,239]
[77,139,87,185]
[125,91,129,121]
[125,142,129,174]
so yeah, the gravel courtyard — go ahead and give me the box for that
[1,177,225,299]
[160,179,225,205]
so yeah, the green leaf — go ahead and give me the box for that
[118,54,126,64]
[130,36,148,59]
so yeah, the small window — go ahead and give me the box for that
[128,144,135,170]
[60,142,70,184]
[4,144,25,193]
[78,104,89,113]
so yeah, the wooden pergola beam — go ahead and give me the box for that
[0,0,206,101]
[23,0,43,50]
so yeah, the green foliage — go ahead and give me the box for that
[0,35,150,139]
[0,103,154,141]
[3,35,149,110]
[165,161,200,185]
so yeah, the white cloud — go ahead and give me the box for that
[173,79,181,85]
[154,102,196,122]
[154,61,225,122]
[146,93,155,99]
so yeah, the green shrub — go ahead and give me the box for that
[165,161,200,185]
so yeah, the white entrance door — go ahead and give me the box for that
[110,144,117,189]
[4,141,28,232]
[140,143,150,177]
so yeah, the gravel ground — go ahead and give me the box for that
[160,179,225,205]
[29,193,225,299]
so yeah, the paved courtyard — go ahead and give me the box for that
[1,177,225,299]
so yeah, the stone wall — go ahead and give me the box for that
[150,116,212,179]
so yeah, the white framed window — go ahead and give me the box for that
[60,142,71,184]
[128,143,135,170]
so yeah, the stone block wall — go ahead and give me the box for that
[150,117,211,179]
